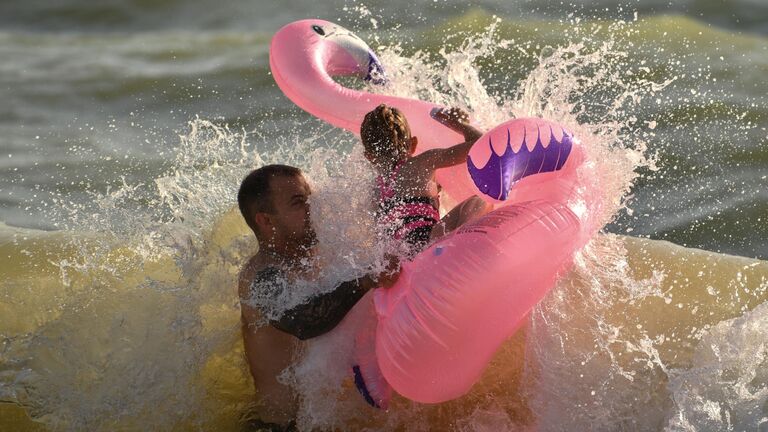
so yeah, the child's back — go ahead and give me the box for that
[361,104,490,254]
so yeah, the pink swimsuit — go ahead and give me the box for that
[376,161,441,252]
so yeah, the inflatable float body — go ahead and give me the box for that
[269,20,603,407]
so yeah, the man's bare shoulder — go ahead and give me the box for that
[238,254,266,300]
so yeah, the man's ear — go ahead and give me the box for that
[409,136,418,154]
[254,212,273,234]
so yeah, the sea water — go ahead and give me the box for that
[1,1,767,430]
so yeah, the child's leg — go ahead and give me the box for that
[430,195,490,241]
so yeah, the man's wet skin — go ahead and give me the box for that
[256,174,317,262]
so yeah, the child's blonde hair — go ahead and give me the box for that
[361,104,412,165]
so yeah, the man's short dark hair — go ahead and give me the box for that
[237,164,302,235]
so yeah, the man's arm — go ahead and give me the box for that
[272,275,377,340]
[239,270,298,424]
[248,256,399,341]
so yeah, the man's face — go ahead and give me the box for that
[267,174,317,255]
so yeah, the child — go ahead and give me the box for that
[361,104,490,253]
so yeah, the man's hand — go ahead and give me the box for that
[375,253,401,289]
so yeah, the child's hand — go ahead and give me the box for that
[431,107,469,130]
[431,107,482,141]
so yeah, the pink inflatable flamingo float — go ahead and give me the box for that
[269,20,603,406]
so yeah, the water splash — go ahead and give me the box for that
[665,301,768,430]
[1,11,766,432]
[279,17,671,430]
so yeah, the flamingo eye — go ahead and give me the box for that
[311,25,325,36]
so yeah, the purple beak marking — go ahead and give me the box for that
[467,126,573,201]
[365,52,387,85]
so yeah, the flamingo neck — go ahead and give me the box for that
[271,35,394,134]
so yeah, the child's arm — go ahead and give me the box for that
[433,107,483,142]
[410,108,483,171]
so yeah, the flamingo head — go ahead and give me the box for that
[272,20,387,85]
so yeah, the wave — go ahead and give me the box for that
[1,11,766,430]
[2,0,768,35]
[1,215,766,430]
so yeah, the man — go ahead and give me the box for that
[236,164,398,431]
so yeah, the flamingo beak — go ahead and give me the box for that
[366,52,387,85]
[318,22,388,86]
